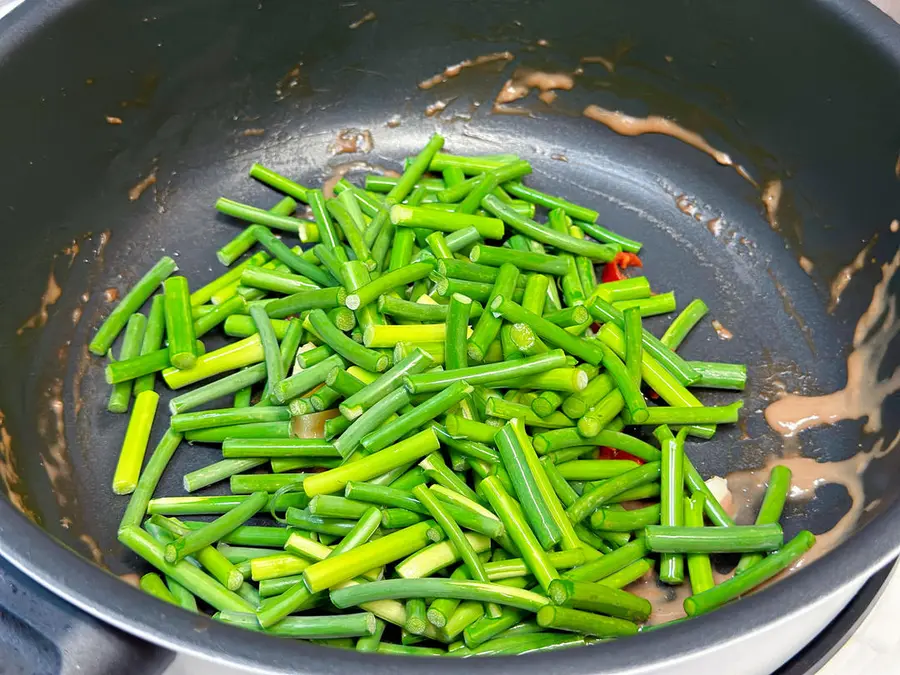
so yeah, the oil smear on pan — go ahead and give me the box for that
[629,568,736,626]
[582,105,757,187]
[765,248,900,437]
[767,268,817,357]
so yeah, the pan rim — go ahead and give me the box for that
[1,492,899,672]
[0,0,899,670]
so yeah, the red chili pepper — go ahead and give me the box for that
[595,446,645,465]
[600,252,643,283]
[615,252,643,269]
[601,262,625,283]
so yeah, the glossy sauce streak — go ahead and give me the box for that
[828,235,878,312]
[495,70,575,108]
[418,52,514,89]
[761,179,782,230]
[348,11,376,29]
[80,534,105,566]
[583,105,757,187]
[765,249,900,437]
[128,170,157,201]
[38,375,74,509]
[727,448,870,576]
[17,268,62,334]
[580,55,616,72]
[329,128,374,155]
[72,344,91,416]
[711,319,733,340]
[0,411,32,518]
[424,99,452,117]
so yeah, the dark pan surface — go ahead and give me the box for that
[0,0,897,670]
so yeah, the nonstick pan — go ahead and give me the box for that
[0,0,898,673]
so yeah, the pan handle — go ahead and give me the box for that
[0,559,174,675]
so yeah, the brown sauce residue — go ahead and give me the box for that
[72,344,91,416]
[538,91,557,105]
[105,116,123,125]
[726,450,875,575]
[322,161,400,200]
[418,52,514,90]
[119,573,141,588]
[495,70,575,109]
[629,568,735,625]
[348,11,376,29]
[711,319,733,340]
[583,105,757,187]
[103,287,119,303]
[80,534,105,566]
[62,240,80,266]
[674,194,700,219]
[0,411,33,518]
[706,217,724,236]
[329,128,374,155]
[761,179,782,230]
[241,128,265,137]
[96,230,111,264]
[767,269,816,357]
[828,235,878,313]
[18,268,62,334]
[128,170,157,202]
[424,99,452,117]
[765,250,900,437]
[798,256,814,275]
[38,377,74,508]
[275,63,310,100]
[581,55,616,73]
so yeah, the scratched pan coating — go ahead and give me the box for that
[0,0,897,670]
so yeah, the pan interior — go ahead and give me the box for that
[0,0,896,627]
